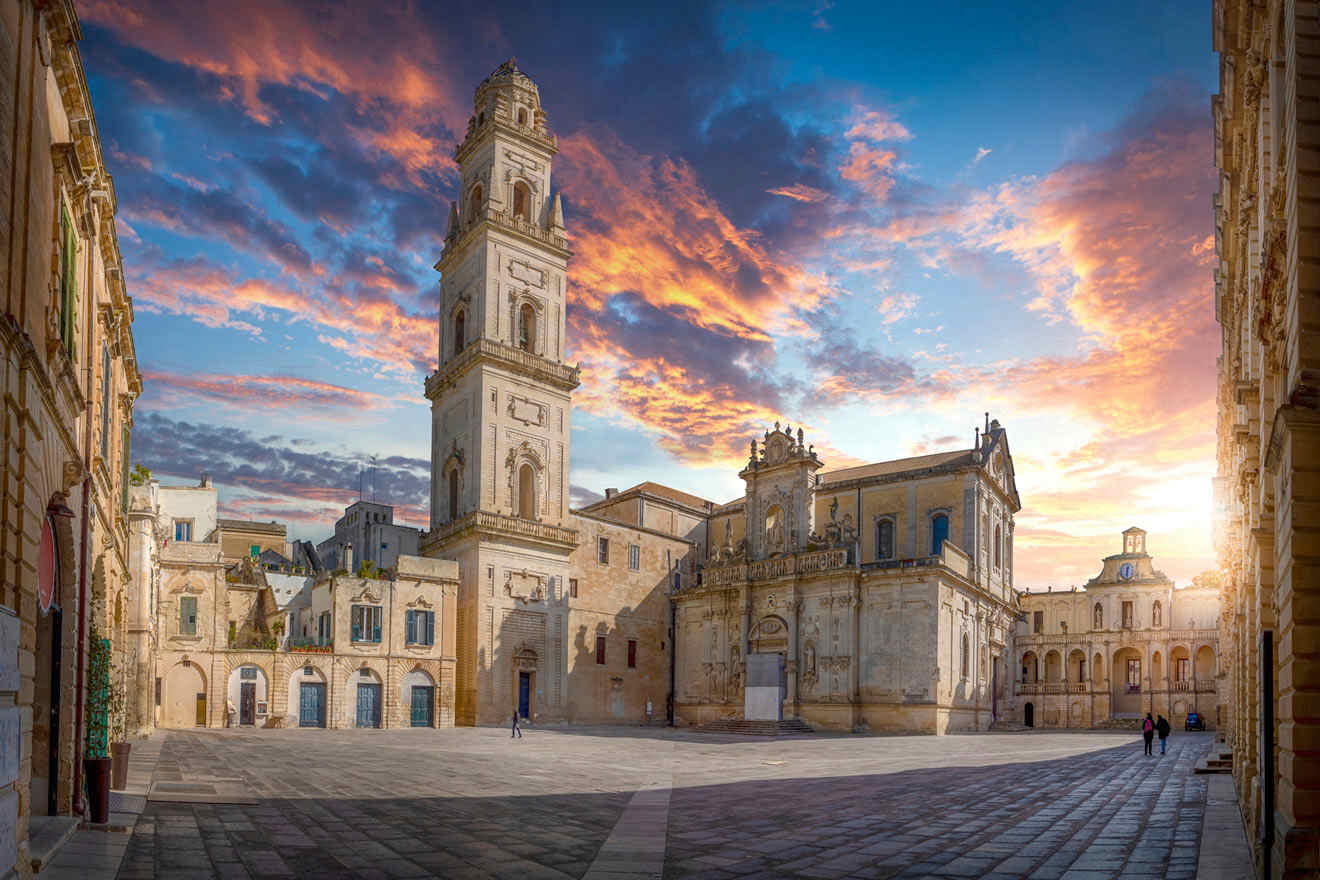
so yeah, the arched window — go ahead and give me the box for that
[447,468,459,523]
[765,504,785,550]
[993,523,1002,568]
[876,519,895,561]
[517,464,535,519]
[468,184,483,221]
[453,310,465,355]
[512,181,531,221]
[960,633,969,679]
[518,303,536,352]
[1152,601,1162,627]
[1093,602,1103,630]
[517,107,528,126]
[930,513,949,555]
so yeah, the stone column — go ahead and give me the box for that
[785,595,798,709]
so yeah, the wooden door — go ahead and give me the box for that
[239,683,256,726]
[195,692,207,727]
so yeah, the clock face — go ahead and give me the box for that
[1119,562,1134,580]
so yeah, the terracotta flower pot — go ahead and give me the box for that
[83,756,112,824]
[110,742,131,790]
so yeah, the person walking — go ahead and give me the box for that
[511,710,523,739]
[1142,713,1155,756]
[1156,714,1171,755]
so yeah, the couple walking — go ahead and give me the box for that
[1142,712,1170,755]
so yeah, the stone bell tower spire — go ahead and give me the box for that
[424,60,579,533]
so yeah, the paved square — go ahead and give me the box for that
[117,727,1213,880]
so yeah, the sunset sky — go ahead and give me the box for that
[81,0,1219,589]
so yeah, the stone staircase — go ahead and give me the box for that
[698,718,814,736]
[1195,747,1234,775]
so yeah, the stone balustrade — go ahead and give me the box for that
[426,338,581,397]
[425,509,579,550]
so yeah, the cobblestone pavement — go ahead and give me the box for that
[116,727,1213,880]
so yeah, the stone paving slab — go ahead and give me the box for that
[112,727,1234,880]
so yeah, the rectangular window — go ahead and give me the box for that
[120,423,131,513]
[1126,659,1141,688]
[1175,658,1190,682]
[155,677,161,706]
[174,520,193,542]
[877,519,895,560]
[351,605,382,643]
[597,537,609,565]
[1121,601,1134,629]
[406,610,435,646]
[100,345,111,460]
[179,596,197,636]
[629,544,640,571]
[58,205,77,358]
[569,578,578,599]
[595,635,606,665]
[1033,611,1043,634]
[627,639,637,669]
[249,544,260,558]
[227,621,236,644]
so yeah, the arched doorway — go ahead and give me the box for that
[289,665,327,728]
[354,668,382,728]
[163,661,207,729]
[1112,647,1142,716]
[1024,701,1034,727]
[402,669,435,727]
[32,509,72,815]
[747,615,789,721]
[226,665,269,727]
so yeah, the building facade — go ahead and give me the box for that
[1012,529,1222,730]
[1,2,141,877]
[131,480,459,731]
[1215,2,1320,876]
[670,421,1021,733]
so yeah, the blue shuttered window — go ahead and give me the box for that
[351,605,381,643]
[406,610,435,646]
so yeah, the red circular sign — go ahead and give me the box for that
[38,518,56,612]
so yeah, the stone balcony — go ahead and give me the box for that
[425,337,581,397]
[439,208,569,270]
[424,509,579,552]
[701,548,850,587]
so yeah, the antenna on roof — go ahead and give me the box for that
[371,455,378,502]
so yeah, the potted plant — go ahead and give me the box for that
[108,661,131,791]
[83,626,112,824]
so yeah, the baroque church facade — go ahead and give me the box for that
[420,61,1021,733]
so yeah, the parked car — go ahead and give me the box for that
[1185,712,1206,731]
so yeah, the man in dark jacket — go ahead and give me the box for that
[1142,713,1155,756]
[1156,715,1171,755]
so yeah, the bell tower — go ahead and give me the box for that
[425,60,578,532]
[423,61,581,727]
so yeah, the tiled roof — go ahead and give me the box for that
[819,449,973,484]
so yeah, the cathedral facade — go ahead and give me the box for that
[420,62,1020,734]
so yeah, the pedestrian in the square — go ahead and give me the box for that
[511,710,522,738]
[1142,713,1155,756]
[1156,714,1171,755]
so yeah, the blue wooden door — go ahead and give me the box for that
[299,682,325,728]
[410,686,433,727]
[356,683,381,728]
[518,672,530,719]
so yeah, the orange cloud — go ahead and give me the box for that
[141,370,391,412]
[767,184,831,203]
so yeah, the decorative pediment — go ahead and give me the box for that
[512,641,539,670]
[351,587,382,604]
[170,581,205,595]
[407,595,434,610]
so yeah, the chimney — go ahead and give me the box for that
[604,488,617,499]
[200,473,211,488]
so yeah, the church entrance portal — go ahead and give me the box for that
[745,653,784,721]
